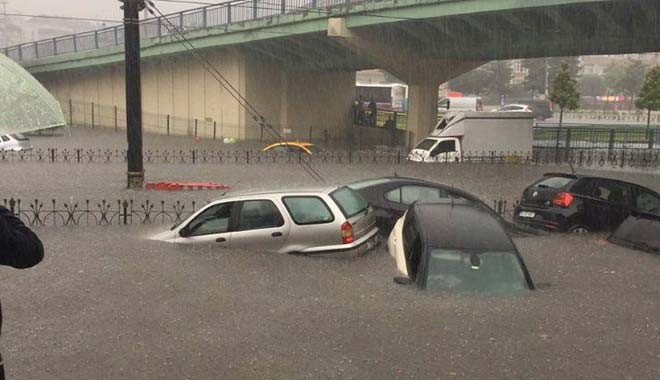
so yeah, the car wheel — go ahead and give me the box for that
[569,225,589,234]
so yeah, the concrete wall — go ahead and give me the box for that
[34,47,355,143]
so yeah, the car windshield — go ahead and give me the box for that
[415,139,438,151]
[330,187,368,218]
[9,133,29,141]
[536,176,573,189]
[426,250,529,295]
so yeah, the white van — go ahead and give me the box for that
[408,112,533,162]
[438,96,483,112]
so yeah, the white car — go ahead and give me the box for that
[0,133,33,152]
[501,104,533,113]
[151,187,379,254]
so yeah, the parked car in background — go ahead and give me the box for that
[347,176,536,237]
[262,141,323,155]
[438,96,483,111]
[506,99,554,121]
[151,187,378,254]
[501,104,533,113]
[0,133,33,152]
[514,173,660,233]
[387,200,535,294]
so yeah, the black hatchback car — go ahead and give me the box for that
[514,173,660,233]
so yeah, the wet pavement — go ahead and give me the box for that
[1,228,659,379]
[0,127,659,379]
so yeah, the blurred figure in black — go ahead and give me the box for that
[0,206,44,379]
[368,98,377,127]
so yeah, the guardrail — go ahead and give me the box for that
[2,0,355,62]
[2,148,658,168]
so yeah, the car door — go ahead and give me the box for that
[176,202,235,247]
[584,180,633,231]
[387,212,408,276]
[228,199,290,251]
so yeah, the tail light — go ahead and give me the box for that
[341,221,354,244]
[552,192,574,208]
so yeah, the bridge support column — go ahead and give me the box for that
[407,81,440,148]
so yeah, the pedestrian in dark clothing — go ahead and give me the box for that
[368,99,377,127]
[0,206,44,380]
[385,116,397,146]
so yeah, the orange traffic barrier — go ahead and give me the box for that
[145,181,230,191]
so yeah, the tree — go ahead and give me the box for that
[449,61,512,99]
[619,60,648,110]
[635,65,660,130]
[449,65,491,95]
[522,57,581,96]
[549,63,580,128]
[580,74,605,97]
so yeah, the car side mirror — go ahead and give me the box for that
[393,276,412,285]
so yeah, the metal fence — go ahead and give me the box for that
[2,0,358,62]
[2,198,200,227]
[3,148,659,168]
[534,126,660,150]
[2,196,514,227]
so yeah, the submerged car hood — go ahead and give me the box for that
[608,212,660,254]
[150,229,179,242]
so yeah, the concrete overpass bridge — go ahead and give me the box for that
[3,0,659,144]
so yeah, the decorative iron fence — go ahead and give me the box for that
[2,148,659,168]
[2,197,515,227]
[2,0,363,62]
[2,198,202,227]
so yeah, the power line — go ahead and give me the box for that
[1,13,122,24]
[145,0,327,183]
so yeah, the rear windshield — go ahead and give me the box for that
[330,187,368,218]
[426,250,529,294]
[415,139,438,151]
[535,176,573,189]
[9,133,29,141]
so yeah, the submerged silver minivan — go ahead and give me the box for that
[151,187,379,254]
[0,133,33,152]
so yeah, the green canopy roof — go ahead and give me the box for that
[0,54,65,135]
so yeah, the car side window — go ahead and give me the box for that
[385,187,401,203]
[401,186,449,205]
[270,146,287,154]
[282,196,334,225]
[186,202,234,237]
[590,180,631,205]
[430,140,456,156]
[0,135,8,142]
[236,200,284,231]
[634,188,660,213]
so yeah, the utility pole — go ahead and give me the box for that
[121,0,146,189]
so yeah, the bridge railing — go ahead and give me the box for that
[1,0,355,62]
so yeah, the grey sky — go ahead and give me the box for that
[4,0,193,21]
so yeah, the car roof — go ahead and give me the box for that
[541,173,659,193]
[503,104,529,107]
[210,186,340,202]
[411,201,515,252]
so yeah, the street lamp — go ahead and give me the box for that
[121,0,146,189]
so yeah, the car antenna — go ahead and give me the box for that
[220,181,240,197]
